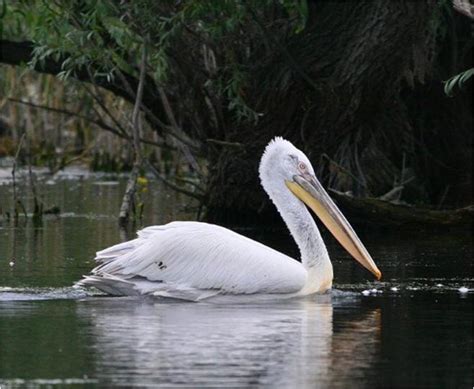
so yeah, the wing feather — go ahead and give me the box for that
[88,222,307,296]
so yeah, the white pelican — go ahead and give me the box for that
[76,137,381,301]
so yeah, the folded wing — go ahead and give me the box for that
[77,222,307,300]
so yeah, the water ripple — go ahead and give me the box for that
[0,286,99,301]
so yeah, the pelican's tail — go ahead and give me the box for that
[94,239,140,265]
[74,274,219,301]
[75,223,223,301]
[74,274,139,296]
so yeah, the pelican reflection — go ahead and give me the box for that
[77,296,380,388]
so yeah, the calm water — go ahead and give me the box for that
[0,168,472,388]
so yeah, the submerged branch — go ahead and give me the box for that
[329,189,473,228]
[119,164,140,224]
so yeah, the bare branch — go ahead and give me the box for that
[157,87,201,173]
[7,97,174,150]
[206,138,244,148]
[11,133,27,223]
[145,160,203,200]
[119,42,148,224]
[81,82,130,138]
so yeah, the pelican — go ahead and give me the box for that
[76,137,381,301]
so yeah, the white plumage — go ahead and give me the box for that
[86,222,307,299]
[76,137,380,301]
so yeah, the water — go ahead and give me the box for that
[0,168,472,388]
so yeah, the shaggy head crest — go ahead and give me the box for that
[262,137,296,158]
[260,137,298,173]
[259,137,311,180]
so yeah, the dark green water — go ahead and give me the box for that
[0,168,472,388]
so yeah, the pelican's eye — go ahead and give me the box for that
[298,161,307,173]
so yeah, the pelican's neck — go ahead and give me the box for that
[258,137,334,292]
[267,186,333,292]
[274,187,330,266]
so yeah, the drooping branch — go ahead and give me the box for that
[0,39,162,116]
[0,39,186,153]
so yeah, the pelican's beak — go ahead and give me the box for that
[286,174,382,280]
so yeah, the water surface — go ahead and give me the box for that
[0,169,472,388]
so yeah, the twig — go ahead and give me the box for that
[116,69,168,129]
[157,87,201,173]
[145,160,203,200]
[9,97,127,139]
[378,186,404,202]
[9,97,110,128]
[116,68,202,168]
[11,133,26,223]
[81,83,130,137]
[378,176,414,202]
[321,153,367,189]
[206,138,244,148]
[8,97,176,151]
[117,67,202,157]
[174,176,205,193]
[49,142,96,175]
[353,140,367,196]
[26,136,43,225]
[437,185,450,210]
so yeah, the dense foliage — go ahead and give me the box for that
[0,0,472,224]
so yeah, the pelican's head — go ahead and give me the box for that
[259,137,381,280]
